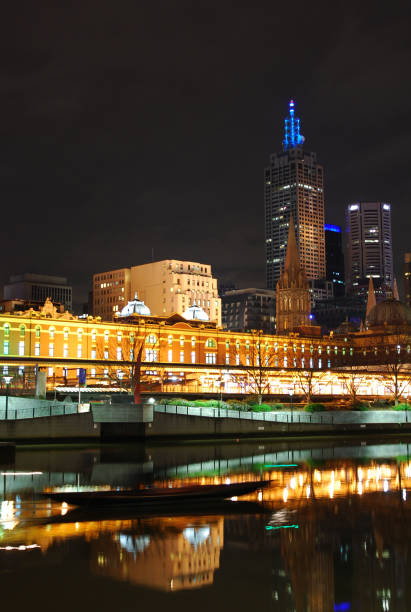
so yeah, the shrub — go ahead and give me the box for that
[250,403,272,412]
[270,403,284,410]
[352,401,369,411]
[393,403,411,411]
[304,403,326,412]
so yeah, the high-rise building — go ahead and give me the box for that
[404,253,411,307]
[221,288,276,334]
[265,100,326,290]
[345,202,393,299]
[325,223,345,297]
[93,260,221,324]
[3,273,72,312]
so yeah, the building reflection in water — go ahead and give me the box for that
[90,517,224,591]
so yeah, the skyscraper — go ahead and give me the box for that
[324,224,345,297]
[345,202,393,298]
[265,100,326,290]
[404,253,411,307]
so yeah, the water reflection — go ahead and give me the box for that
[1,441,411,610]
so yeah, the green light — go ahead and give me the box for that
[265,524,299,531]
[263,464,298,468]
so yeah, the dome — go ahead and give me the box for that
[182,301,209,321]
[367,298,411,329]
[334,319,358,336]
[118,293,151,317]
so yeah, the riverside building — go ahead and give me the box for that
[264,100,326,290]
[93,260,221,325]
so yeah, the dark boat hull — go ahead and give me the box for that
[43,481,268,506]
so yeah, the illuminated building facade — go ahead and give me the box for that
[93,260,221,325]
[265,100,326,290]
[345,202,393,299]
[276,218,311,334]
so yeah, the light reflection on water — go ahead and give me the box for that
[1,440,411,610]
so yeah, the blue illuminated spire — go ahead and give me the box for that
[283,99,305,151]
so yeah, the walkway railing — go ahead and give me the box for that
[0,404,90,420]
[154,405,410,424]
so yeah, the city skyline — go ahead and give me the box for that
[0,3,410,307]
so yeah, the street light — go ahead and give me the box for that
[289,387,294,423]
[3,376,12,420]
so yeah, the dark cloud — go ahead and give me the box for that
[0,0,411,308]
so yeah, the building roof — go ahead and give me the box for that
[367,298,411,329]
[118,294,151,317]
[182,302,209,322]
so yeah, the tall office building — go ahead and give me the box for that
[345,202,393,298]
[3,273,72,311]
[264,100,326,290]
[325,223,345,297]
[221,288,276,334]
[404,253,411,307]
[93,260,221,324]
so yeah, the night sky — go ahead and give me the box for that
[1,1,411,308]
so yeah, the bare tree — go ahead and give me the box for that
[374,330,411,405]
[231,330,277,404]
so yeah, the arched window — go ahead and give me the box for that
[35,326,41,338]
[77,329,83,339]
[117,331,122,343]
[20,325,25,337]
[168,335,173,345]
[49,327,55,339]
[64,327,69,340]
[146,334,157,345]
[91,329,97,343]
[180,336,184,347]
[192,336,196,347]
[3,324,9,338]
[245,340,250,350]
[104,330,109,343]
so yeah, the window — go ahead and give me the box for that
[48,367,53,377]
[245,340,250,350]
[77,345,83,358]
[235,354,240,365]
[19,341,25,356]
[191,336,196,347]
[91,330,97,343]
[48,343,53,357]
[191,351,196,364]
[146,334,157,345]
[205,353,216,364]
[246,355,250,366]
[225,353,230,365]
[180,336,184,347]
[180,350,184,363]
[104,349,109,360]
[35,342,40,356]
[104,331,109,343]
[20,325,25,337]
[206,338,216,348]
[78,329,83,340]
[168,349,173,362]
[168,335,173,345]
[146,349,158,362]
[116,347,122,360]
[4,324,9,338]
[49,327,55,339]
[283,357,287,367]
[35,326,41,338]
[91,349,96,359]
[117,331,122,343]
[91,368,96,378]
[3,341,9,355]
[225,340,230,349]
[63,344,68,358]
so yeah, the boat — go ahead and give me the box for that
[43,480,269,507]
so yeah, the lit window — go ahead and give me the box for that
[78,345,83,358]
[116,347,122,360]
[63,344,69,358]
[20,325,25,337]
[104,349,109,360]
[35,326,41,338]
[48,367,53,377]
[236,354,240,365]
[49,327,55,340]
[3,341,9,355]
[168,349,173,362]
[91,368,96,378]
[146,349,158,362]
[34,342,40,356]
[91,330,97,343]
[168,335,173,345]
[19,341,25,356]
[191,337,196,347]
[104,331,109,343]
[225,353,230,365]
[191,351,196,364]
[48,343,53,357]
[91,349,96,359]
[205,353,216,364]
[146,334,157,345]
[3,324,9,338]
[180,336,184,347]
[180,350,184,363]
